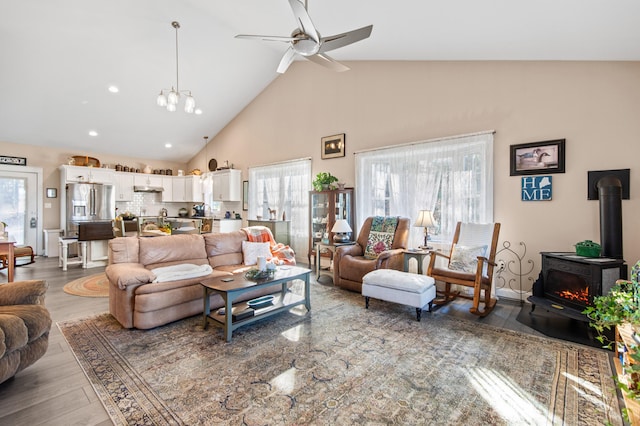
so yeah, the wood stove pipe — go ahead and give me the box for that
[597,175,623,259]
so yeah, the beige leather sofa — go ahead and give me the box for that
[106,231,278,329]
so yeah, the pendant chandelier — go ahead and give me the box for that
[156,21,195,113]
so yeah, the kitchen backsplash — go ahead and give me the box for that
[115,192,243,219]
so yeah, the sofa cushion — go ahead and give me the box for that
[242,241,271,265]
[139,234,207,266]
[204,230,247,257]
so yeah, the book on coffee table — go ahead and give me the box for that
[232,308,255,322]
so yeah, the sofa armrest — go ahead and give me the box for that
[0,280,48,306]
[105,263,156,290]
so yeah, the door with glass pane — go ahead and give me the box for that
[0,170,38,249]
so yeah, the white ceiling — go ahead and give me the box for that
[1,0,639,163]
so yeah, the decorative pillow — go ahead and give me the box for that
[364,231,395,260]
[449,244,488,273]
[242,241,271,265]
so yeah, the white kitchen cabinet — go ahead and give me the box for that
[114,172,135,201]
[211,169,241,201]
[61,165,114,183]
[133,174,163,188]
[171,175,203,202]
[161,177,174,202]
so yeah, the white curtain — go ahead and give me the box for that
[248,159,311,255]
[355,132,494,247]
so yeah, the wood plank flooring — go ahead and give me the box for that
[0,257,541,426]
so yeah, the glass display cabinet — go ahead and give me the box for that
[308,188,355,265]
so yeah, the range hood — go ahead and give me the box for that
[133,185,164,193]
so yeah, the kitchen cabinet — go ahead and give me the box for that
[161,177,173,202]
[308,188,354,265]
[171,175,203,202]
[114,172,134,201]
[133,174,163,188]
[212,219,242,233]
[60,165,114,184]
[211,169,241,201]
[248,220,290,245]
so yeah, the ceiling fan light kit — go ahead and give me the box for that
[157,21,196,113]
[236,0,373,74]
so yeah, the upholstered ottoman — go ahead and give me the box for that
[362,269,436,321]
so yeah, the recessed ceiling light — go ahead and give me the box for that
[88,130,98,137]
[195,109,203,115]
[165,143,172,148]
[108,86,119,93]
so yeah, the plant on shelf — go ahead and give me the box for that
[584,260,640,411]
[312,172,339,191]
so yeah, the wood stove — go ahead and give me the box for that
[528,252,626,320]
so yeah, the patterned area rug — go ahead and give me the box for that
[63,273,109,297]
[58,283,622,425]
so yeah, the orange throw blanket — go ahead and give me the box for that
[242,226,296,265]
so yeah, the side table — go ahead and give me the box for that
[402,249,431,274]
[315,241,356,282]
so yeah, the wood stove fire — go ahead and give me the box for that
[528,252,626,320]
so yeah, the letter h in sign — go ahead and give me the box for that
[521,176,552,201]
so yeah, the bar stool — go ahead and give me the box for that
[58,237,87,271]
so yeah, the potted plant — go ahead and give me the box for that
[584,260,640,418]
[312,172,339,191]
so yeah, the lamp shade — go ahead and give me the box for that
[414,210,435,228]
[331,219,352,233]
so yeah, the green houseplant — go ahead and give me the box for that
[584,260,640,412]
[312,172,339,191]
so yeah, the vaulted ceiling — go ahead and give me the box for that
[1,0,639,162]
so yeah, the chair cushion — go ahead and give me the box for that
[449,244,487,273]
[363,269,435,294]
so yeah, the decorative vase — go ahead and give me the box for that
[143,165,152,174]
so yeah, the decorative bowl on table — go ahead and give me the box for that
[244,268,276,281]
[247,295,275,309]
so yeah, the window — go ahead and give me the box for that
[355,132,494,246]
[248,159,311,254]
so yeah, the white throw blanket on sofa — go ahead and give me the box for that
[151,264,213,283]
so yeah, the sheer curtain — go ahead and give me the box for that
[355,132,494,247]
[248,159,311,255]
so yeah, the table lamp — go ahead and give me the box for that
[414,210,435,249]
[331,219,352,243]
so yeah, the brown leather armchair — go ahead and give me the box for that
[333,216,410,292]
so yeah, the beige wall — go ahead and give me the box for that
[190,60,640,279]
[0,140,187,229]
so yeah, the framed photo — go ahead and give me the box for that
[46,188,57,198]
[510,139,565,176]
[321,133,345,159]
[242,181,249,211]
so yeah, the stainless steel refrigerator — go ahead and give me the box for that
[65,182,115,237]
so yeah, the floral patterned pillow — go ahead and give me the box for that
[449,244,487,273]
[364,231,395,259]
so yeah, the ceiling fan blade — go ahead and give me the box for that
[288,0,319,43]
[235,34,302,43]
[318,25,373,53]
[306,53,350,72]
[277,46,298,74]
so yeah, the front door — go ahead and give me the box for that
[0,165,41,251]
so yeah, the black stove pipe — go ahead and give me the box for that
[597,176,623,259]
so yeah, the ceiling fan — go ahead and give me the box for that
[235,0,373,74]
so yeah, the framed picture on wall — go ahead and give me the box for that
[321,133,345,159]
[510,139,566,176]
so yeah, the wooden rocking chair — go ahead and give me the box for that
[426,222,501,317]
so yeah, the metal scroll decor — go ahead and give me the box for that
[494,241,535,303]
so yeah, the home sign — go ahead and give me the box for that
[522,176,552,201]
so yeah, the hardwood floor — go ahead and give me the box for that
[0,257,541,426]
